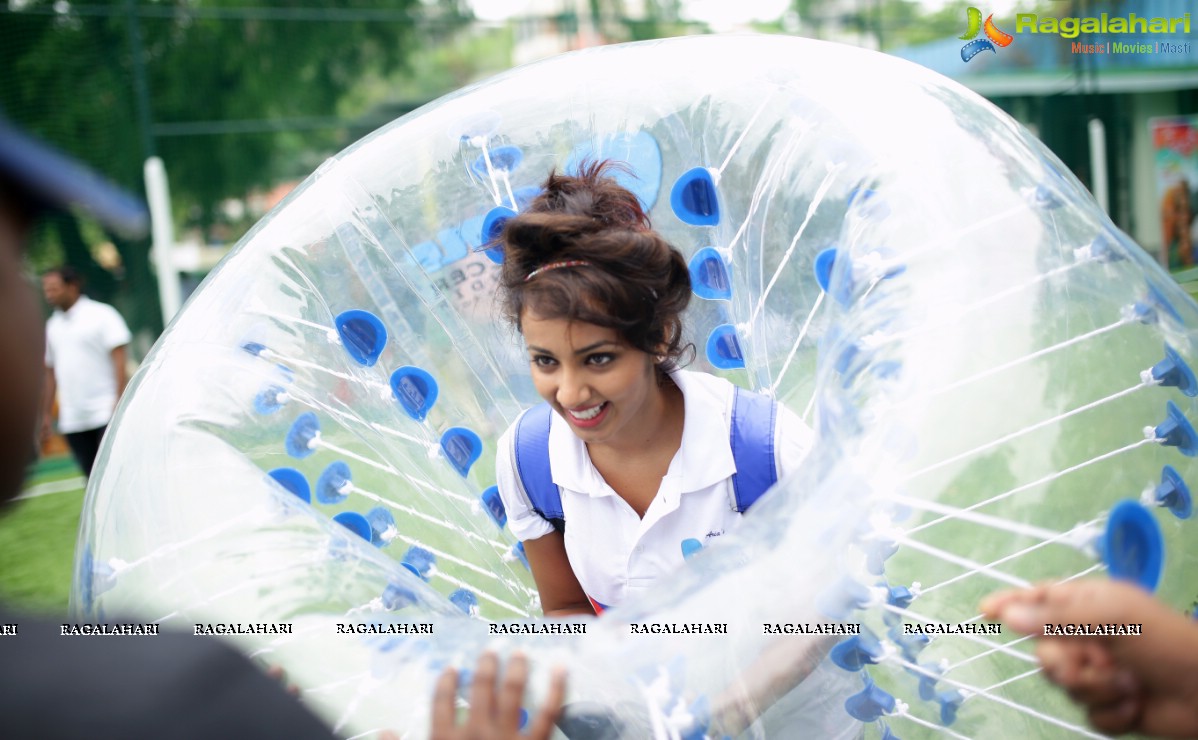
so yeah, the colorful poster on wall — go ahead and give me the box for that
[1152,116,1198,270]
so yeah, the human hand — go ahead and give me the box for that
[431,652,566,740]
[981,579,1198,738]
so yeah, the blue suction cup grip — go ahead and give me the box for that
[1101,499,1164,591]
[382,581,418,610]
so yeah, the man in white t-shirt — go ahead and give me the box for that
[41,265,131,476]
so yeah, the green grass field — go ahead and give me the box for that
[0,454,86,613]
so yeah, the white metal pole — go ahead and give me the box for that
[144,156,181,326]
[1087,117,1109,214]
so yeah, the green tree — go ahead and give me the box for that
[1,0,462,337]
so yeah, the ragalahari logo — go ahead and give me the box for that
[959,7,1014,62]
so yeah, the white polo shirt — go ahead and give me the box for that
[496,369,813,610]
[45,295,132,434]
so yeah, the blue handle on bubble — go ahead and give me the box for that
[670,167,719,226]
[335,309,387,367]
[316,461,352,505]
[1155,465,1192,520]
[1100,499,1164,592]
[1150,345,1197,397]
[267,468,310,503]
[449,588,479,616]
[844,677,896,722]
[480,485,507,528]
[285,412,321,459]
[1154,401,1198,456]
[705,324,745,370]
[402,545,437,581]
[689,247,732,301]
[365,506,396,547]
[333,511,371,541]
[391,366,439,421]
[830,628,884,671]
[440,427,483,477]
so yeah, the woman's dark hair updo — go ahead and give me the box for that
[498,159,693,368]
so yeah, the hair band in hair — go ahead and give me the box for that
[524,260,592,282]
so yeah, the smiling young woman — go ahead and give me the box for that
[492,160,816,620]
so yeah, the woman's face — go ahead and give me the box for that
[521,310,659,448]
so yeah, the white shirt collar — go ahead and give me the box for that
[547,369,737,497]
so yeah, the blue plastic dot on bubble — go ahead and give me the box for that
[470,145,523,178]
[333,512,372,542]
[390,366,439,422]
[1156,465,1193,520]
[508,541,530,571]
[285,412,321,458]
[449,588,479,616]
[670,167,719,226]
[1154,400,1198,457]
[365,506,397,547]
[680,538,704,560]
[253,384,289,415]
[1151,345,1198,398]
[705,324,745,370]
[1101,499,1164,591]
[268,467,311,503]
[689,247,732,301]
[440,427,483,477]
[401,545,437,581]
[814,247,837,293]
[316,461,352,505]
[880,722,902,740]
[334,309,388,367]
[382,582,418,610]
[479,206,516,264]
[844,676,896,723]
[241,341,267,356]
[480,485,507,529]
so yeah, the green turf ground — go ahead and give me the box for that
[0,454,85,612]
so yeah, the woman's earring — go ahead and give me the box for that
[655,355,666,363]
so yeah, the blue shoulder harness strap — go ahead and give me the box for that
[514,387,779,533]
[514,403,566,533]
[729,385,779,512]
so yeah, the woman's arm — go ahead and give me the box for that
[522,533,595,618]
